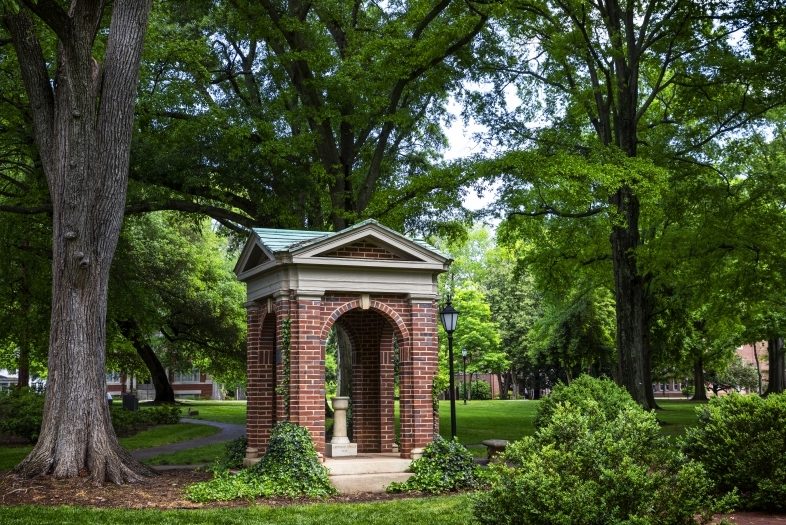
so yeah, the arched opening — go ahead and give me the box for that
[322,307,402,454]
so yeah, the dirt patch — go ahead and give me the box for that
[0,468,424,509]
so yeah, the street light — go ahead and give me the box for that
[440,295,460,439]
[462,348,468,405]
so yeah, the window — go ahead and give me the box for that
[174,369,201,383]
[106,371,121,384]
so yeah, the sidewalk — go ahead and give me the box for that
[130,418,245,460]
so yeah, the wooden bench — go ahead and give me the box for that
[482,439,508,461]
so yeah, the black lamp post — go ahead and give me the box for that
[440,296,459,440]
[462,348,468,405]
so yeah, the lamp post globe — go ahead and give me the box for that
[439,295,460,440]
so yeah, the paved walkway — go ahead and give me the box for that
[130,418,245,460]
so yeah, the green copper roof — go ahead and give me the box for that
[251,219,449,259]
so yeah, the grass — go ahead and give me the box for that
[0,495,474,525]
[142,442,228,466]
[0,423,220,471]
[177,400,247,425]
[119,423,220,451]
[437,399,540,445]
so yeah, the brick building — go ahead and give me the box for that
[234,219,450,460]
[106,369,222,400]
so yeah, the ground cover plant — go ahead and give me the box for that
[186,422,336,501]
[387,437,479,494]
[682,392,786,511]
[473,375,732,525]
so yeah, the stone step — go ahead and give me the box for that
[324,455,412,476]
[329,472,414,493]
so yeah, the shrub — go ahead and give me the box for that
[110,407,151,436]
[387,436,479,494]
[460,380,492,401]
[681,392,786,511]
[186,422,337,501]
[144,404,182,425]
[474,376,733,525]
[208,435,248,472]
[533,374,637,430]
[0,388,45,443]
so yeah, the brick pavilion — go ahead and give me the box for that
[234,219,451,461]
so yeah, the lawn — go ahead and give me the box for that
[0,422,219,471]
[142,442,227,466]
[0,496,474,525]
[177,400,247,425]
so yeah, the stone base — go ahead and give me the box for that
[325,442,358,457]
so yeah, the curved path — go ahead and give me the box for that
[130,418,245,460]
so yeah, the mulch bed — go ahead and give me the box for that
[0,468,423,509]
[1,469,786,525]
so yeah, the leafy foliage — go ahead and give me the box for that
[110,405,181,437]
[533,374,637,431]
[186,422,336,501]
[275,318,292,419]
[460,380,491,401]
[682,393,786,511]
[208,435,248,472]
[387,437,479,494]
[474,377,733,525]
[0,388,45,443]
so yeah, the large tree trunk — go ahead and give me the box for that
[765,338,785,396]
[610,187,649,408]
[117,319,175,404]
[692,356,709,401]
[753,342,763,395]
[6,0,153,484]
[642,315,660,410]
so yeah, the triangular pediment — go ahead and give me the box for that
[314,237,417,261]
[291,221,449,266]
[234,236,274,277]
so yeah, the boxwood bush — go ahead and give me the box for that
[186,422,337,501]
[387,436,479,494]
[533,374,638,430]
[474,375,733,525]
[681,392,786,511]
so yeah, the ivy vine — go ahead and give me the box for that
[276,317,292,420]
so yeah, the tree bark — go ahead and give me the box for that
[642,315,660,410]
[764,338,785,396]
[692,356,709,401]
[5,0,154,484]
[610,187,649,408]
[753,342,763,395]
[116,319,175,404]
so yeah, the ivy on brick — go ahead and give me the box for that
[276,317,292,420]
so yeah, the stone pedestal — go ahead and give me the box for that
[326,396,357,457]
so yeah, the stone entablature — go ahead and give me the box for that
[235,220,450,459]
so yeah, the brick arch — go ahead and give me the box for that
[320,301,410,353]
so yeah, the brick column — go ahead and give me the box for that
[400,296,437,457]
[290,292,326,454]
[245,304,262,457]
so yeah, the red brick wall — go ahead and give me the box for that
[245,292,437,459]
[317,240,405,260]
